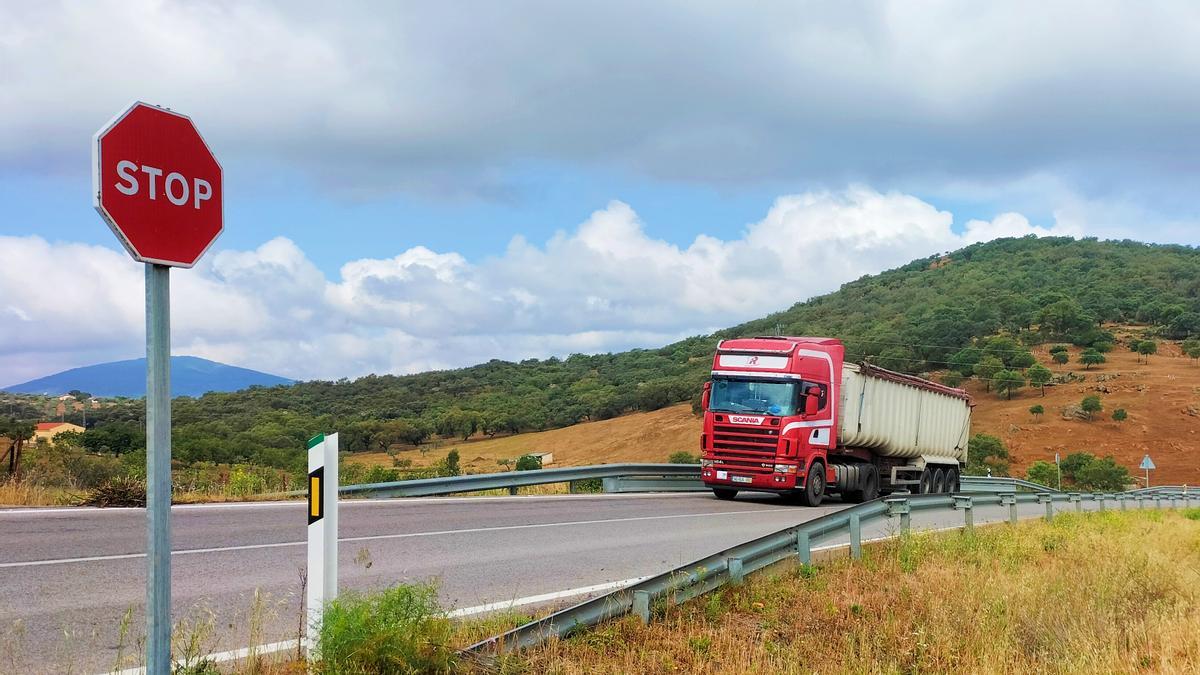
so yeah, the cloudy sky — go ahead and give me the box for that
[2,1,1198,385]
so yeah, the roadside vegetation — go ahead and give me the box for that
[492,509,1200,674]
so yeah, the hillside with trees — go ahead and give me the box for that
[5,236,1200,489]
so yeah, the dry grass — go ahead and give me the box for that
[0,478,74,506]
[490,509,1200,674]
[346,404,701,475]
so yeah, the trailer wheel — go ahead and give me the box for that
[919,467,935,494]
[946,467,960,493]
[932,467,947,494]
[712,488,738,501]
[861,465,880,501]
[799,461,825,507]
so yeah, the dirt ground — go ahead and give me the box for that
[350,329,1200,486]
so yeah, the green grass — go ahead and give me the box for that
[313,584,454,674]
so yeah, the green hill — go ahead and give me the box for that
[26,236,1200,474]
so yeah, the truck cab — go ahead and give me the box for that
[700,336,971,505]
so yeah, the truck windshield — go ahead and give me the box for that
[709,377,797,416]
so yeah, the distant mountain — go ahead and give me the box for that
[3,356,294,398]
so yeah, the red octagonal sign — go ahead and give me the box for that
[93,102,223,268]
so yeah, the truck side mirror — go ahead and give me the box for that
[804,391,820,416]
[702,381,712,411]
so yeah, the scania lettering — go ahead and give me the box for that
[700,337,972,505]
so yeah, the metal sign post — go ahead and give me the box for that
[145,264,172,671]
[1140,454,1156,488]
[94,101,222,674]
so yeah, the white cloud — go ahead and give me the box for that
[3,0,1200,210]
[0,187,1079,385]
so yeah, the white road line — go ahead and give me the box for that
[109,639,297,675]
[1,491,701,516]
[446,576,653,618]
[2,507,801,569]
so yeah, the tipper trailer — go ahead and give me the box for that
[700,336,972,505]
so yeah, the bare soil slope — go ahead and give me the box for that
[351,331,1200,485]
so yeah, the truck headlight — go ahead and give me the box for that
[774,464,797,474]
[700,459,714,467]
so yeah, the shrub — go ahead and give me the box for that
[1080,349,1106,369]
[1026,460,1058,488]
[1112,408,1127,422]
[668,451,700,464]
[78,477,146,507]
[315,583,453,674]
[363,465,401,484]
[967,433,1010,476]
[1080,395,1103,420]
[1052,351,1069,365]
[1029,404,1044,420]
[515,454,542,471]
[439,450,461,477]
[1048,344,1069,354]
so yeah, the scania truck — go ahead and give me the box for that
[700,336,971,505]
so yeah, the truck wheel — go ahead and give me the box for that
[946,467,960,493]
[919,467,935,494]
[712,488,738,501]
[861,465,880,501]
[932,467,947,494]
[800,461,825,507]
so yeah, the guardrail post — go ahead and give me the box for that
[727,557,745,585]
[1069,493,1082,512]
[885,496,911,533]
[508,486,519,496]
[796,529,811,565]
[1000,493,1017,524]
[1155,495,1162,510]
[952,495,974,530]
[1119,495,1126,511]
[1097,493,1105,511]
[632,590,651,624]
[1038,493,1053,522]
[849,512,862,559]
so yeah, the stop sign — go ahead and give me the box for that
[93,102,223,268]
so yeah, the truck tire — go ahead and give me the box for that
[842,465,879,503]
[861,464,880,501]
[799,461,825,507]
[712,488,738,501]
[932,467,947,494]
[946,467,960,493]
[919,467,935,494]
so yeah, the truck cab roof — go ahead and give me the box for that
[716,336,842,354]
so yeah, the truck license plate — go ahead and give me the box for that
[732,475,752,484]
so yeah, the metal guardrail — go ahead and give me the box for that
[959,475,1060,493]
[464,488,1194,657]
[1124,485,1191,496]
[332,466,1058,499]
[339,463,702,498]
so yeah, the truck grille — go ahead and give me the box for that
[710,424,778,474]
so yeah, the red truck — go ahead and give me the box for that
[700,336,972,505]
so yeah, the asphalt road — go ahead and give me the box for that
[0,491,1105,674]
